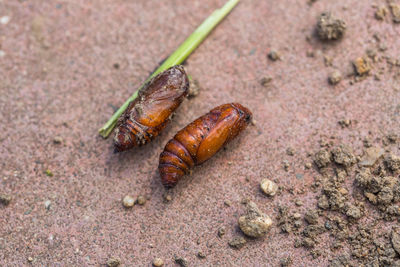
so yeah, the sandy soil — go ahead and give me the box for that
[0,0,399,266]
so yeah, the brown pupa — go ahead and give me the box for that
[114,65,189,152]
[159,103,252,188]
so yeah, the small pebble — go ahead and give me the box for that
[113,63,120,69]
[27,257,34,262]
[260,76,273,87]
[224,200,232,207]
[136,195,146,205]
[286,147,295,156]
[328,70,342,85]
[295,200,303,206]
[44,200,51,210]
[268,50,281,61]
[0,16,10,25]
[106,256,120,267]
[305,163,312,169]
[197,251,206,259]
[218,227,226,237]
[280,256,293,267]
[53,136,63,144]
[0,50,5,57]
[152,257,164,267]
[174,257,188,267]
[122,195,135,208]
[283,160,290,171]
[260,179,278,197]
[324,221,332,230]
[0,194,11,206]
[338,119,351,128]
[163,193,172,202]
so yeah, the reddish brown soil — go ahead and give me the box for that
[1,0,399,266]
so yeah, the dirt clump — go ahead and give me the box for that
[316,12,346,41]
[314,149,331,168]
[331,145,356,167]
[385,154,400,172]
[375,6,389,20]
[387,134,398,144]
[392,228,400,255]
[106,256,121,267]
[238,201,272,238]
[390,3,400,23]
[304,209,319,225]
[353,57,371,76]
[288,139,400,264]
[228,237,247,249]
[359,146,384,167]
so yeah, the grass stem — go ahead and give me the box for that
[98,0,240,138]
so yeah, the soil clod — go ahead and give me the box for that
[238,201,272,238]
[228,237,247,249]
[106,256,120,267]
[316,12,346,41]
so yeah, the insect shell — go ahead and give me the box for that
[114,65,189,152]
[159,103,252,188]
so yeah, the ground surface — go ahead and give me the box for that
[0,0,399,266]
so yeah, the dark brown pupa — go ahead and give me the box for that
[114,65,189,152]
[159,103,252,188]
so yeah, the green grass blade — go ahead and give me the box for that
[99,0,240,138]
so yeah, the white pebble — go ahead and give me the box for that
[122,195,135,208]
[44,200,51,210]
[0,50,5,57]
[260,179,278,196]
[0,16,10,25]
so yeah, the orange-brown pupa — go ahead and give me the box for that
[159,103,252,188]
[114,65,189,152]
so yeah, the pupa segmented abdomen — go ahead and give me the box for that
[114,65,189,152]
[159,103,252,188]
